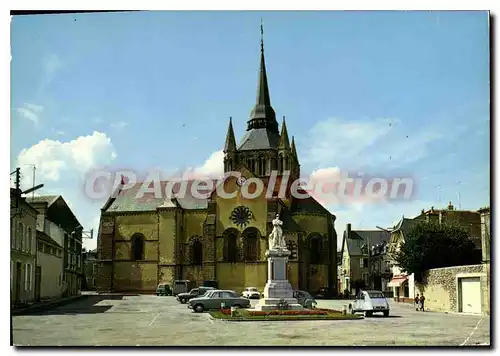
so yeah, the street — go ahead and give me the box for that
[12,294,490,346]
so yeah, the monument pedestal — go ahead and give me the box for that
[254,248,303,311]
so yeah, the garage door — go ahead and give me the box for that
[460,277,481,314]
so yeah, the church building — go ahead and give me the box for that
[96,30,338,296]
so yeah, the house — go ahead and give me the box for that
[387,203,484,304]
[339,223,391,295]
[10,188,38,306]
[368,241,393,296]
[414,202,482,252]
[27,195,84,297]
[386,217,420,303]
[36,228,64,300]
[337,250,342,294]
[83,249,98,290]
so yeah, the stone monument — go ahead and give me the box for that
[254,213,304,311]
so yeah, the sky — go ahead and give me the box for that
[10,11,490,251]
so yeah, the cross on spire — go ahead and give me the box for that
[260,18,264,53]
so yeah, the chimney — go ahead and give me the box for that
[346,223,351,238]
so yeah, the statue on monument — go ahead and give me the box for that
[269,213,286,250]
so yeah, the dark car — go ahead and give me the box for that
[188,290,251,313]
[293,290,317,309]
[177,287,215,304]
[156,283,172,296]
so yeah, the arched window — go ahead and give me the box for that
[243,227,259,261]
[309,235,322,264]
[131,234,145,261]
[27,227,32,254]
[258,156,265,176]
[223,229,239,263]
[284,156,289,171]
[191,239,203,265]
[18,222,24,251]
[271,157,277,171]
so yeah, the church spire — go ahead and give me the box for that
[247,20,278,133]
[279,116,290,149]
[291,135,298,159]
[224,117,236,152]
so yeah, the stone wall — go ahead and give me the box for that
[415,264,486,313]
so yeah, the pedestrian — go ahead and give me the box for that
[414,294,420,311]
[420,294,426,311]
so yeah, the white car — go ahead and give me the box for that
[349,290,390,317]
[242,287,261,299]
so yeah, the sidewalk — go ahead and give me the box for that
[12,294,85,316]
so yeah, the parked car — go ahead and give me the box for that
[348,290,390,317]
[293,290,317,309]
[242,287,261,299]
[172,280,196,296]
[314,287,332,299]
[188,289,251,313]
[176,287,215,304]
[202,280,219,289]
[156,283,172,296]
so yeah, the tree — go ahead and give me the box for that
[394,221,479,281]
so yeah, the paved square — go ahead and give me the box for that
[12,294,490,346]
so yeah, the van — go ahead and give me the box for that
[172,280,196,296]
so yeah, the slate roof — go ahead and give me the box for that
[26,195,60,206]
[36,230,63,248]
[106,180,215,212]
[238,128,281,151]
[290,189,332,215]
[279,206,303,233]
[346,230,391,256]
[391,217,418,236]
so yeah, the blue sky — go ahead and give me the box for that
[11,11,490,250]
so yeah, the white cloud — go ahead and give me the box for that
[177,150,224,180]
[43,53,63,85]
[15,103,44,125]
[303,117,443,170]
[110,121,129,129]
[16,131,117,189]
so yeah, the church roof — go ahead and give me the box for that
[240,22,280,150]
[238,127,281,151]
[278,206,303,233]
[290,189,332,215]
[106,180,215,212]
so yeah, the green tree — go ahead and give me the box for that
[394,221,479,280]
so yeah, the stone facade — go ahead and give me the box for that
[11,189,38,306]
[415,264,486,313]
[83,249,98,290]
[339,224,390,295]
[28,195,84,298]
[479,206,490,315]
[96,35,338,296]
[36,229,64,299]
